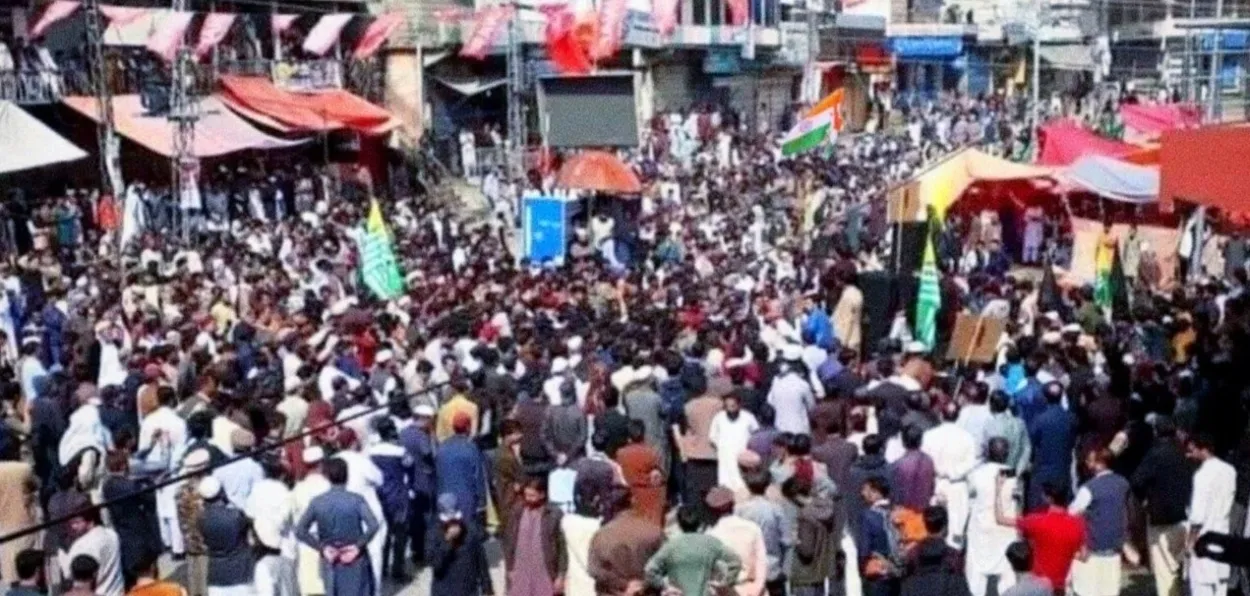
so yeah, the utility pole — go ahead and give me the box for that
[806,0,818,104]
[83,0,122,196]
[1030,0,1045,126]
[1031,24,1041,124]
[1185,0,1196,101]
[170,0,199,241]
[1206,0,1225,121]
[504,5,526,183]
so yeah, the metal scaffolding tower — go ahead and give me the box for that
[504,5,526,182]
[170,0,199,240]
[83,0,122,195]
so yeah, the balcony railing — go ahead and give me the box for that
[0,71,65,105]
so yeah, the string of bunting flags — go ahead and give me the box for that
[440,0,745,72]
[29,0,403,62]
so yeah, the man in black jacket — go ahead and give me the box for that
[1130,417,1194,596]
[901,507,970,596]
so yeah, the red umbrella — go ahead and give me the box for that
[556,150,642,194]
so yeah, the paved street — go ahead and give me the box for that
[159,537,1156,596]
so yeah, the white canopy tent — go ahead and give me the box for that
[0,100,87,174]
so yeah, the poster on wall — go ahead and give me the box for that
[524,196,568,264]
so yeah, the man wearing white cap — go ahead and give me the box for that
[292,447,330,596]
[399,404,437,566]
[767,344,815,435]
[200,476,256,595]
[366,351,399,404]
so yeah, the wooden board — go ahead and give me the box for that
[945,313,1006,364]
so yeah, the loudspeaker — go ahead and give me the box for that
[891,221,928,275]
[859,271,899,352]
[858,270,922,354]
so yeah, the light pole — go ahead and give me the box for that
[1206,0,1225,121]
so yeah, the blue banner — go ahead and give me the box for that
[890,36,963,58]
[523,197,567,264]
[1201,30,1249,51]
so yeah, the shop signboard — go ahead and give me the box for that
[889,35,963,58]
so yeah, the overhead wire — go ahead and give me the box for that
[0,380,452,545]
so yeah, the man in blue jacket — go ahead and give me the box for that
[399,402,437,566]
[435,412,487,526]
[1027,382,1077,511]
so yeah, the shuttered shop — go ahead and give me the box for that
[651,62,699,112]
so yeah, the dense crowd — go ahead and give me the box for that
[0,93,1244,596]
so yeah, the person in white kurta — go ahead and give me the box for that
[560,508,602,596]
[965,442,1020,596]
[292,450,331,596]
[138,401,188,555]
[708,396,759,492]
[922,409,980,547]
[1188,443,1236,596]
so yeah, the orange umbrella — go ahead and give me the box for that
[556,150,642,194]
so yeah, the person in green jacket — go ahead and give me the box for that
[645,505,743,596]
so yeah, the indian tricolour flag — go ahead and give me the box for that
[781,88,845,157]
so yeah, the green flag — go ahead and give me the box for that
[915,215,941,350]
[357,199,405,300]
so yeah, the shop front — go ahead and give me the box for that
[890,34,965,98]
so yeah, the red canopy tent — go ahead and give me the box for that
[1159,124,1250,214]
[1120,103,1202,135]
[1036,120,1141,166]
[217,75,398,135]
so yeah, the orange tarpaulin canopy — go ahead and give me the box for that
[1160,124,1250,214]
[217,75,399,135]
[556,151,642,194]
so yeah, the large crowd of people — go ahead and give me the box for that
[0,90,1244,596]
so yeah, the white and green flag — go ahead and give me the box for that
[357,199,405,300]
[914,218,941,350]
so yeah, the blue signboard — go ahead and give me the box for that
[889,36,964,58]
[523,197,567,264]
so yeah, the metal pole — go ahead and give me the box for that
[1206,0,1225,121]
[83,0,121,197]
[1186,0,1197,101]
[806,0,817,104]
[1031,28,1041,125]
[505,4,526,184]
[170,0,198,243]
